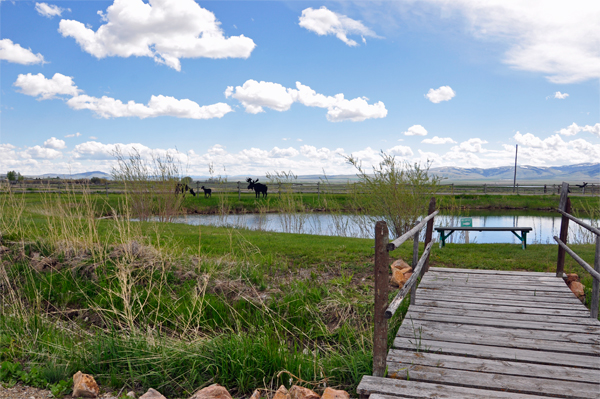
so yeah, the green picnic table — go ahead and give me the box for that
[434,226,533,249]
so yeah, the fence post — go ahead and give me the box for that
[591,236,600,319]
[237,181,240,200]
[516,183,519,194]
[279,183,281,199]
[410,230,419,306]
[544,184,547,194]
[424,197,436,273]
[483,184,486,194]
[556,182,570,277]
[105,182,108,199]
[317,182,320,201]
[451,183,454,195]
[373,221,389,377]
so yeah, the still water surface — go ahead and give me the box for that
[163,213,595,244]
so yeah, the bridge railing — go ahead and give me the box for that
[554,181,600,319]
[372,197,438,377]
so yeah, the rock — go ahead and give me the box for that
[289,386,320,399]
[249,389,262,399]
[569,281,586,302]
[72,371,100,398]
[565,273,580,284]
[139,388,166,399]
[189,384,232,399]
[272,385,291,399]
[391,259,410,271]
[127,391,137,398]
[321,388,349,399]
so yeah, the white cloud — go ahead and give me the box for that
[425,86,455,103]
[415,1,600,83]
[67,94,232,120]
[44,137,66,150]
[89,136,98,140]
[14,73,81,100]
[35,3,69,18]
[22,146,63,160]
[554,91,569,99]
[59,0,256,71]
[403,125,428,136]
[454,138,488,153]
[557,122,600,137]
[387,145,413,157]
[0,39,45,65]
[269,147,300,158]
[15,72,232,120]
[226,80,387,122]
[65,132,82,138]
[421,136,457,144]
[299,6,381,46]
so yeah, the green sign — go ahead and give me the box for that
[460,218,473,227]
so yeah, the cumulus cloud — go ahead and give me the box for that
[0,39,45,65]
[557,122,600,137]
[226,80,387,122]
[14,72,231,120]
[454,138,488,153]
[421,136,457,144]
[269,147,300,158]
[14,73,81,100]
[413,1,600,83]
[65,132,82,138]
[554,91,569,99]
[299,6,381,46]
[425,86,455,103]
[67,94,232,120]
[387,145,413,156]
[22,146,63,160]
[35,3,69,18]
[44,137,66,150]
[403,125,428,136]
[59,0,256,71]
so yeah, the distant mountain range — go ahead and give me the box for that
[19,163,599,184]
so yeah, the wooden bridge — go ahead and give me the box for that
[358,188,600,398]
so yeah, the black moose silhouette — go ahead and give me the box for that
[200,186,212,198]
[175,183,196,197]
[576,182,588,189]
[246,178,268,198]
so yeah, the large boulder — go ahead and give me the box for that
[321,388,349,399]
[289,385,320,399]
[189,384,232,399]
[72,371,99,398]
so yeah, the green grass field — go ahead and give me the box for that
[0,189,598,398]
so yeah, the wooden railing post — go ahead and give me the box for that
[373,221,389,377]
[556,182,570,277]
[592,236,600,319]
[410,230,419,306]
[424,197,436,273]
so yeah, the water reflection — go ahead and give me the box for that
[161,213,596,244]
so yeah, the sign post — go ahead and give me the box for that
[461,218,472,244]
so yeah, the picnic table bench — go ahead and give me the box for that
[435,226,533,249]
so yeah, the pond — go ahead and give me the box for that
[160,212,596,245]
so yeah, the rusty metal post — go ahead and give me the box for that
[423,197,436,273]
[556,182,570,277]
[373,221,389,377]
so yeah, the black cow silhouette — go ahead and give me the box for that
[200,186,212,198]
[175,183,196,197]
[246,178,268,198]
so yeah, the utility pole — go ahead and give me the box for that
[513,144,518,193]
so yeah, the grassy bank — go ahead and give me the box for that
[0,187,598,398]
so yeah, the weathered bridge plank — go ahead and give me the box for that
[357,267,600,399]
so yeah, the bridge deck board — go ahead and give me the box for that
[357,267,600,399]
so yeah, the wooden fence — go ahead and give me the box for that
[372,198,438,377]
[1,180,598,197]
[554,181,600,319]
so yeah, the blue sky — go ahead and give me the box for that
[1,0,599,176]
